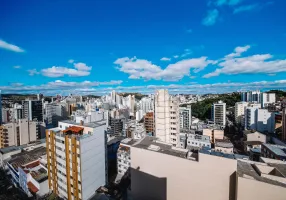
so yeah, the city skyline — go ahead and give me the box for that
[1,0,286,95]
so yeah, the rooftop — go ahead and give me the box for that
[60,119,106,128]
[63,126,84,135]
[120,138,138,146]
[215,139,234,148]
[199,148,248,160]
[0,139,46,154]
[263,143,286,157]
[187,134,210,142]
[8,146,46,171]
[22,160,48,183]
[237,160,286,188]
[133,136,189,159]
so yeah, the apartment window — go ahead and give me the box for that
[60,125,62,128]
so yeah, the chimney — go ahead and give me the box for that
[80,120,84,126]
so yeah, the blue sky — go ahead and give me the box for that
[0,0,286,95]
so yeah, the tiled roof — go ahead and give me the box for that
[63,126,84,134]
[27,181,39,193]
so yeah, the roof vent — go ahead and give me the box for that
[148,144,160,151]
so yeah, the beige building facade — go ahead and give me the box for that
[130,136,286,200]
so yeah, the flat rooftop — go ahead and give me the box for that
[133,136,189,159]
[60,119,106,128]
[263,143,286,157]
[215,139,234,148]
[0,139,46,154]
[120,138,138,146]
[200,148,248,160]
[237,160,286,188]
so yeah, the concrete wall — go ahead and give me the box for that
[131,147,237,200]
[38,180,49,196]
[237,177,286,200]
[80,125,106,200]
[247,132,266,143]
[155,90,170,143]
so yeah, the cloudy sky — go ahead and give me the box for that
[0,0,286,95]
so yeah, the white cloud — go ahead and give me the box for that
[181,49,193,57]
[202,9,219,26]
[1,79,286,95]
[0,39,25,53]
[68,59,74,63]
[13,65,21,69]
[173,55,179,58]
[27,69,40,76]
[204,45,286,78]
[73,62,92,71]
[215,0,243,6]
[160,57,171,61]
[115,56,215,81]
[0,80,123,94]
[225,45,251,58]
[41,62,92,77]
[41,66,91,77]
[233,4,258,14]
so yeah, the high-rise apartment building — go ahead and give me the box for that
[122,95,135,114]
[256,109,275,133]
[244,103,275,133]
[244,103,261,130]
[144,112,154,135]
[241,90,261,103]
[138,97,154,114]
[22,100,43,122]
[261,93,276,108]
[155,90,180,147]
[179,107,192,130]
[0,119,39,148]
[235,102,248,125]
[211,101,226,126]
[46,119,107,200]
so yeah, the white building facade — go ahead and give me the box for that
[235,102,249,125]
[155,90,180,147]
[46,119,107,200]
[261,93,276,108]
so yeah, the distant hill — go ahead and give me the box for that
[119,92,147,100]
[181,92,240,120]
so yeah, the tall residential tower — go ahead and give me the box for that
[155,90,180,147]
